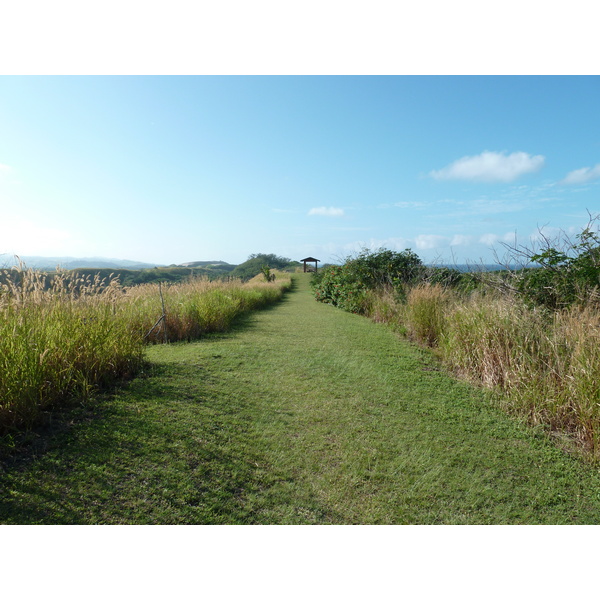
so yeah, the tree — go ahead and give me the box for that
[345,248,423,289]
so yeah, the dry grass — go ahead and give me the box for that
[0,263,291,433]
[437,295,600,458]
[357,280,600,460]
[403,283,451,347]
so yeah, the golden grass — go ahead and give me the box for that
[0,264,291,432]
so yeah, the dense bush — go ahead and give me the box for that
[311,248,479,314]
[504,218,600,309]
[311,264,368,313]
[344,248,424,289]
[312,248,424,312]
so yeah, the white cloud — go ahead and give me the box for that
[0,163,12,175]
[430,151,545,183]
[308,206,345,217]
[450,234,472,246]
[559,163,600,185]
[341,237,411,255]
[479,233,499,246]
[415,234,449,250]
[479,232,516,246]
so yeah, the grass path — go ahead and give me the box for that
[2,273,600,524]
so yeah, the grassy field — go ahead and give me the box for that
[0,266,290,434]
[360,281,600,458]
[3,273,600,524]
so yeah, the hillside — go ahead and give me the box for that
[1,255,164,271]
[0,255,238,272]
[65,265,234,286]
[178,261,235,271]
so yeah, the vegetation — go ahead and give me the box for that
[5,225,600,523]
[4,274,600,524]
[312,220,600,460]
[230,254,301,281]
[0,264,291,436]
[312,248,475,312]
[0,265,236,290]
[501,215,600,309]
[68,265,234,286]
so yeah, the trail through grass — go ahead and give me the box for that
[2,274,600,524]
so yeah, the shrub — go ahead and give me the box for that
[345,248,423,290]
[311,264,367,313]
[312,248,423,313]
[501,215,600,309]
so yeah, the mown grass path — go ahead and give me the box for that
[2,274,600,524]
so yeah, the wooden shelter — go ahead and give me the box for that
[301,257,320,273]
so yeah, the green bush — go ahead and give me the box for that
[312,264,367,313]
[312,248,423,313]
[506,218,600,309]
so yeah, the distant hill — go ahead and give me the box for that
[1,255,164,271]
[178,261,236,271]
[230,254,301,281]
[179,260,228,267]
[0,254,242,287]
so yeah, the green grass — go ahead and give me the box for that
[0,268,290,433]
[3,274,600,523]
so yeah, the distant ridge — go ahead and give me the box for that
[0,255,165,270]
[179,261,232,268]
[0,255,239,271]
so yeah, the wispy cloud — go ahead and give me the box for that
[479,232,517,246]
[450,234,472,246]
[393,201,428,209]
[308,206,345,217]
[0,163,12,175]
[559,163,600,185]
[415,234,449,250]
[430,151,545,183]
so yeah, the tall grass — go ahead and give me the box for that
[439,295,600,455]
[359,282,600,459]
[403,283,451,347]
[123,277,290,343]
[0,265,291,433]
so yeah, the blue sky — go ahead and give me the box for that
[1,75,599,266]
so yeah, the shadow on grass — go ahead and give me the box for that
[1,289,294,462]
[0,364,265,523]
[0,292,299,524]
